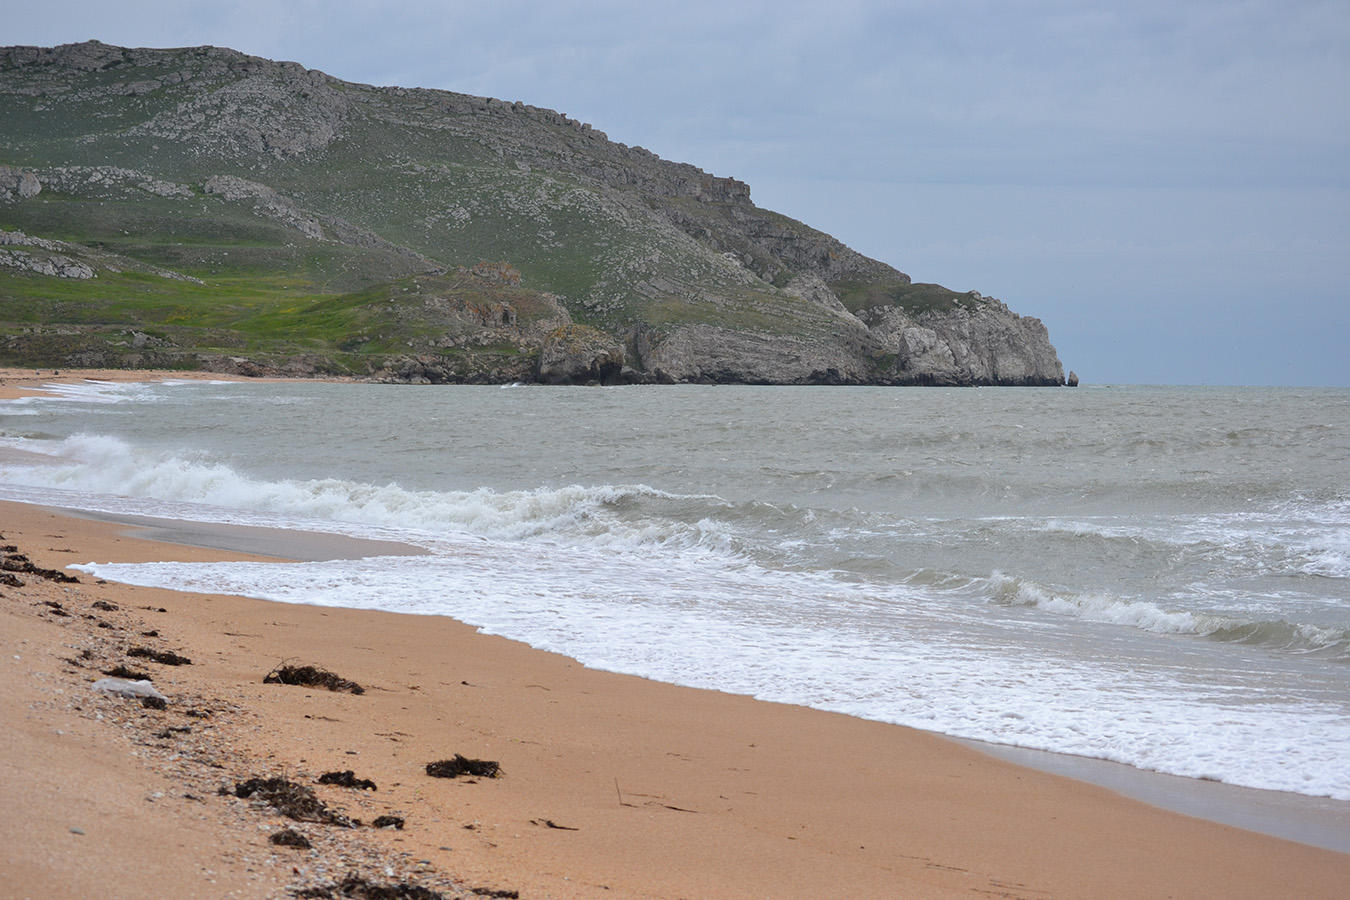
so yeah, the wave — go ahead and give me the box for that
[989,572,1350,659]
[1030,500,1350,582]
[0,433,746,554]
[5,380,166,405]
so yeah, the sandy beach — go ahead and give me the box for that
[3,370,1350,899]
[0,367,331,400]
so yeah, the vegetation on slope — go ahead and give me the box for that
[0,41,1064,385]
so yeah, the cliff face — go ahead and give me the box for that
[0,41,1066,385]
[860,295,1064,386]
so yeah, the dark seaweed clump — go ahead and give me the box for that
[228,776,352,826]
[264,662,365,694]
[270,828,313,849]
[128,646,192,665]
[425,755,500,779]
[1,552,80,583]
[317,770,377,791]
[296,873,450,899]
[103,664,152,680]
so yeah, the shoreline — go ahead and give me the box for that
[62,509,432,563]
[0,366,338,401]
[40,510,1350,854]
[3,498,1349,900]
[958,738,1350,854]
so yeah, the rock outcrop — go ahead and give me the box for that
[538,325,626,384]
[861,296,1064,386]
[637,325,866,385]
[0,229,94,278]
[0,165,40,200]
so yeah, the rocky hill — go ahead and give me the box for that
[0,41,1067,385]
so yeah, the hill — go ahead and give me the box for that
[0,41,1066,385]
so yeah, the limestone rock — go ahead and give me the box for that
[0,165,41,200]
[861,296,1064,386]
[0,247,95,279]
[3,40,128,72]
[782,273,852,318]
[126,49,346,159]
[204,175,325,240]
[202,175,436,267]
[636,325,866,385]
[538,325,626,384]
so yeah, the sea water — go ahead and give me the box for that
[2,380,1347,802]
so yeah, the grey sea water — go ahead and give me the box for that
[2,381,1348,804]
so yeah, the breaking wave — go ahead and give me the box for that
[989,573,1350,659]
[0,433,743,553]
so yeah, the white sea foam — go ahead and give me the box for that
[0,435,731,552]
[990,573,1205,633]
[1035,501,1350,582]
[72,547,1350,801]
[987,572,1350,657]
[15,380,161,404]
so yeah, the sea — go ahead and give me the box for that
[2,380,1348,808]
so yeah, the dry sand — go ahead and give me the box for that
[3,368,1350,898]
[3,500,1350,900]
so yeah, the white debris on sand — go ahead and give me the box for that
[91,677,168,702]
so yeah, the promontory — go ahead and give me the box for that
[1,41,1067,385]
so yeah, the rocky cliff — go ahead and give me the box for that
[0,41,1066,385]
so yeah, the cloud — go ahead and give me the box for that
[13,1,1347,188]
[6,0,1349,383]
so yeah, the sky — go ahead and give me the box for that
[8,1,1350,385]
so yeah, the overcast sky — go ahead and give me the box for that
[10,1,1350,385]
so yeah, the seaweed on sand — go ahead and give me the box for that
[270,828,313,849]
[296,873,449,899]
[228,776,352,826]
[317,770,377,791]
[425,755,500,779]
[128,646,192,665]
[103,664,152,680]
[264,661,365,694]
[1,552,80,583]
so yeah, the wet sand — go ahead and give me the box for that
[960,738,1350,854]
[64,509,430,563]
[3,498,1349,900]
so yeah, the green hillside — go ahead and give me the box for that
[1,41,1065,385]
